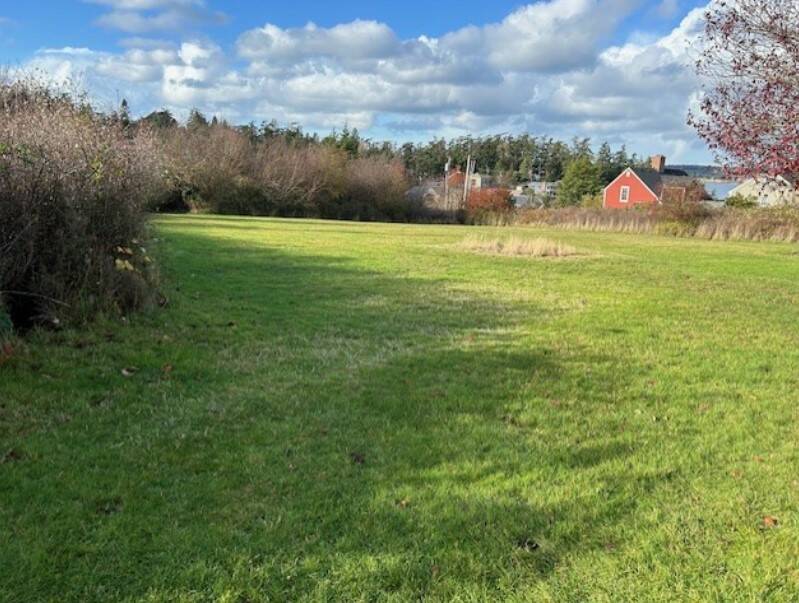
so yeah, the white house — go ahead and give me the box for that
[528,181,560,201]
[728,176,798,206]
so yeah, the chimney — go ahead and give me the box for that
[650,155,666,173]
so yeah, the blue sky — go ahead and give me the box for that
[0,1,714,162]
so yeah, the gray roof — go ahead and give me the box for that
[634,169,664,196]
[633,169,710,200]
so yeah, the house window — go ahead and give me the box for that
[620,186,630,203]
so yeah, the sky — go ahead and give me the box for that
[0,0,715,162]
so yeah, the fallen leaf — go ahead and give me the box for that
[350,452,366,465]
[763,516,779,529]
[1,449,23,464]
[397,499,411,509]
[502,414,521,427]
[94,496,123,515]
[515,536,540,552]
[161,363,174,374]
[431,565,440,578]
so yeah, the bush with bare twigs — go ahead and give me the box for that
[157,124,418,221]
[160,127,348,216]
[331,156,414,221]
[0,79,165,329]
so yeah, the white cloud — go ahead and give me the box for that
[443,0,637,73]
[88,0,226,33]
[238,20,401,65]
[96,47,179,82]
[539,7,707,154]
[23,1,713,161]
[95,8,225,32]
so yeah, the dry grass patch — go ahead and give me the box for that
[460,236,581,258]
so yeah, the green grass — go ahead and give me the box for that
[3,215,799,602]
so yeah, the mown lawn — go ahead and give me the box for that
[2,215,799,602]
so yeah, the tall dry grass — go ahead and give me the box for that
[461,236,580,257]
[517,206,799,243]
[0,78,165,328]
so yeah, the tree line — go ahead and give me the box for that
[135,106,647,193]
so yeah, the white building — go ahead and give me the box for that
[728,176,798,206]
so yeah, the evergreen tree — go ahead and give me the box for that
[118,98,131,129]
[596,142,617,185]
[557,156,602,206]
[141,109,177,129]
[187,108,209,131]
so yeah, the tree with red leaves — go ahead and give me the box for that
[689,0,799,178]
[466,188,513,219]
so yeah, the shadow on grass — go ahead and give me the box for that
[2,223,667,600]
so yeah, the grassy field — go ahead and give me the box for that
[3,215,799,602]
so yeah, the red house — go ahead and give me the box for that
[603,155,706,209]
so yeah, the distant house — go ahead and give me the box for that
[728,175,798,206]
[512,185,534,208]
[407,182,443,207]
[511,181,559,207]
[603,155,709,209]
[468,172,495,191]
[406,172,466,211]
[529,181,560,200]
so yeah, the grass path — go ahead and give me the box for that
[2,215,799,601]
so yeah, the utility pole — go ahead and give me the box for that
[444,157,451,211]
[461,154,470,208]
[462,154,475,209]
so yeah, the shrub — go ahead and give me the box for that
[466,188,513,223]
[0,299,11,341]
[158,125,256,213]
[335,157,413,221]
[0,300,12,366]
[580,193,603,208]
[157,122,419,222]
[257,140,347,218]
[726,193,758,209]
[0,78,164,329]
[653,199,711,225]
